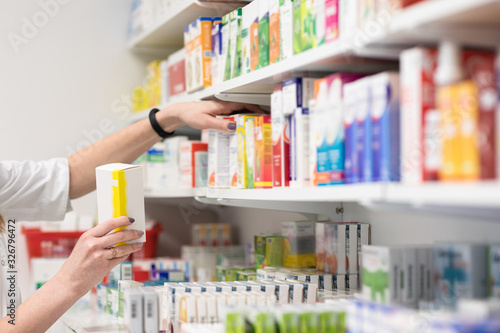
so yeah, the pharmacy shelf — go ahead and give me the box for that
[128,1,249,50]
[365,0,500,51]
[205,184,384,203]
[385,181,500,208]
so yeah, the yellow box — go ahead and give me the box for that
[185,18,213,93]
[146,60,161,107]
[96,163,146,244]
[234,114,260,188]
[438,81,479,181]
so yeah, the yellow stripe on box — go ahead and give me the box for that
[112,169,128,246]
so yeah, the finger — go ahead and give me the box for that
[86,216,134,237]
[100,229,144,248]
[204,115,237,132]
[106,243,143,260]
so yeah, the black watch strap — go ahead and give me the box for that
[149,108,175,139]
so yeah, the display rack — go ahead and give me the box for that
[128,0,250,50]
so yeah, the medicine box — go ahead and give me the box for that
[180,141,208,188]
[282,221,316,268]
[433,243,488,306]
[269,0,280,64]
[361,245,400,304]
[343,80,360,184]
[234,114,260,188]
[370,72,401,182]
[184,18,212,93]
[489,245,500,299]
[355,77,373,182]
[96,164,146,244]
[279,0,294,61]
[245,118,256,188]
[254,115,273,188]
[324,223,347,275]
[290,108,310,188]
[241,1,258,75]
[168,48,187,97]
[282,77,316,116]
[271,86,289,187]
[258,0,270,69]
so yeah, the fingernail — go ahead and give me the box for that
[228,122,236,130]
[137,230,144,237]
[137,243,144,248]
[129,217,135,223]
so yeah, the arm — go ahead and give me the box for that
[68,101,262,199]
[0,217,141,333]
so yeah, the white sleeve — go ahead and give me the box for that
[0,158,72,221]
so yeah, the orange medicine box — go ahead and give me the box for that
[254,116,273,188]
[184,17,212,93]
[438,80,479,181]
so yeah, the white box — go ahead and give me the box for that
[339,0,358,41]
[241,1,258,74]
[282,78,316,115]
[164,136,189,189]
[399,246,418,307]
[146,142,167,190]
[141,287,159,333]
[279,0,294,60]
[124,289,143,333]
[346,224,358,274]
[96,164,145,243]
[290,108,310,188]
[208,116,233,188]
[361,245,401,304]
[325,223,347,274]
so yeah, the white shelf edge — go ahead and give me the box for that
[147,182,500,210]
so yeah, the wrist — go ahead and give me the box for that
[52,270,89,299]
[155,104,184,133]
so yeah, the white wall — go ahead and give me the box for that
[0,0,154,300]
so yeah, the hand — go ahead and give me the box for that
[55,216,143,294]
[156,101,265,133]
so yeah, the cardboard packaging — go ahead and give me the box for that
[250,2,260,71]
[164,136,189,189]
[254,115,273,188]
[282,221,316,268]
[314,74,363,185]
[208,116,234,188]
[324,223,347,275]
[258,0,270,69]
[290,108,310,188]
[235,114,260,188]
[315,222,326,272]
[124,289,143,333]
[279,0,294,61]
[433,243,488,306]
[339,0,358,41]
[271,86,289,187]
[488,245,500,299]
[184,18,212,93]
[343,80,360,183]
[146,142,167,190]
[245,118,256,188]
[159,59,169,105]
[269,0,280,64]
[438,80,480,181]
[180,141,208,188]
[221,14,231,82]
[313,0,326,48]
[293,0,314,54]
[325,0,339,43]
[167,48,186,97]
[146,60,161,107]
[370,72,401,182]
[241,1,258,75]
[361,245,401,304]
[229,9,242,79]
[355,77,373,182]
[282,77,316,115]
[141,287,159,333]
[211,18,222,87]
[96,164,146,244]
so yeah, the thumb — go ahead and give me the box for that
[208,116,237,132]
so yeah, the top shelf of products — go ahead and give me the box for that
[128,0,250,49]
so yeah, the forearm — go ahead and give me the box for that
[67,105,181,199]
[0,272,86,333]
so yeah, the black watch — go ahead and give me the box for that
[149,108,175,139]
